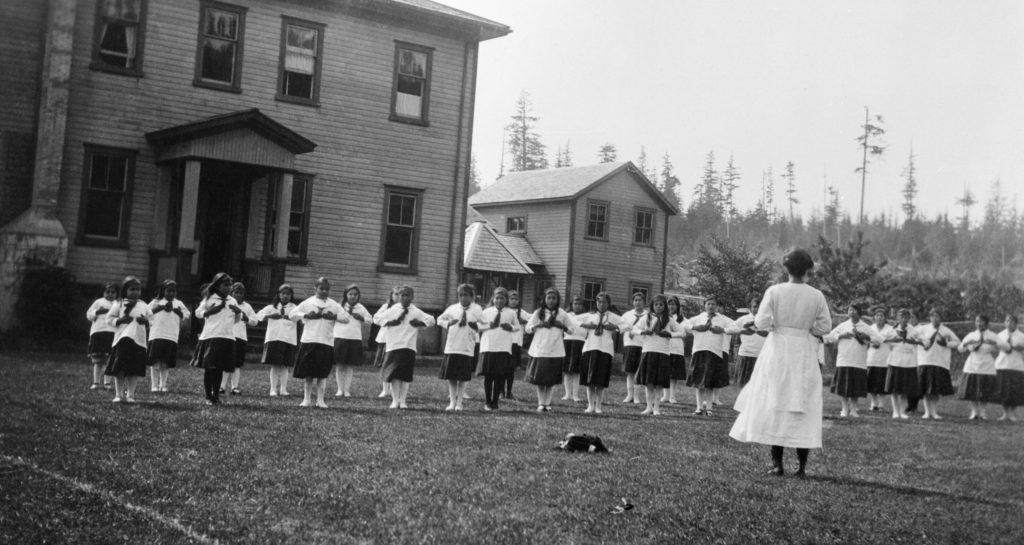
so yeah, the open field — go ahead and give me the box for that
[2,352,1022,544]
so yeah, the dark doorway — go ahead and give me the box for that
[195,161,256,283]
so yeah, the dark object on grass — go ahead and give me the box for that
[557,433,608,453]
[610,497,634,514]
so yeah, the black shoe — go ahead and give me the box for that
[219,387,226,394]
[767,465,784,476]
[794,468,806,478]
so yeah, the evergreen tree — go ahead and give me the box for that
[597,143,618,163]
[956,187,977,230]
[721,155,741,221]
[505,90,548,172]
[468,154,481,196]
[783,161,798,219]
[813,231,888,309]
[764,166,776,221]
[636,146,650,181]
[691,237,774,314]
[983,179,1005,230]
[694,151,721,210]
[659,153,681,210]
[900,147,918,222]
[855,107,886,224]
[561,141,573,168]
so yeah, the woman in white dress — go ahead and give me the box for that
[729,249,832,477]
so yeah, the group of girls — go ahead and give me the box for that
[824,305,1024,422]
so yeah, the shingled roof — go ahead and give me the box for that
[469,161,679,214]
[463,220,542,274]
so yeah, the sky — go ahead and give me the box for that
[441,0,1024,223]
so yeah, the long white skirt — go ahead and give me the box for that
[729,329,823,449]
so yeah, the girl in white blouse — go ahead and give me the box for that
[883,308,921,419]
[915,308,960,419]
[561,296,587,403]
[379,285,436,409]
[193,272,242,405]
[475,287,518,411]
[436,284,484,410]
[504,291,530,400]
[85,282,118,390]
[995,314,1024,421]
[686,296,734,416]
[824,304,882,418]
[525,288,579,412]
[618,292,647,404]
[662,295,689,404]
[865,307,894,411]
[578,292,620,414]
[221,282,258,395]
[289,278,344,408]
[255,284,297,397]
[958,314,1001,420]
[103,276,153,403]
[372,286,401,399]
[146,280,190,393]
[633,294,688,416]
[333,284,372,398]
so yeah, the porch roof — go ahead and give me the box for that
[145,109,316,170]
[463,220,540,274]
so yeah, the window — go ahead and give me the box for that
[194,2,246,91]
[78,145,136,247]
[582,278,605,312]
[389,42,433,125]
[92,0,146,75]
[506,216,526,234]
[629,283,651,305]
[586,200,609,240]
[277,17,324,105]
[265,174,312,262]
[634,207,655,246]
[379,187,423,272]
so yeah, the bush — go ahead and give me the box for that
[15,261,78,335]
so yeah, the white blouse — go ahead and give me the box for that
[86,297,118,335]
[106,299,154,349]
[825,319,882,369]
[619,309,647,348]
[632,314,687,355]
[563,312,586,342]
[437,302,484,356]
[373,301,395,343]
[289,296,343,347]
[526,308,579,358]
[231,301,258,341]
[334,303,372,341]
[725,313,767,358]
[995,329,1024,372]
[668,315,688,356]
[687,312,735,356]
[959,330,999,375]
[510,308,530,346]
[379,304,436,353]
[478,306,519,355]
[196,295,241,341]
[866,323,894,367]
[256,302,298,345]
[885,324,921,368]
[915,323,961,370]
[580,311,621,356]
[147,298,191,343]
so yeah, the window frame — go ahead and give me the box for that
[633,206,656,247]
[263,173,313,264]
[581,277,605,312]
[276,16,325,106]
[388,41,434,127]
[193,1,247,93]
[77,144,137,248]
[90,0,147,76]
[506,216,527,234]
[378,185,425,274]
[585,199,610,241]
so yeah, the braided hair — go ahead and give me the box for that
[647,294,669,331]
[272,283,294,312]
[343,284,361,314]
[539,288,561,325]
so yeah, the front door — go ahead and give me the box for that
[195,161,252,283]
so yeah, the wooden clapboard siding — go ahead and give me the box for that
[471,201,573,295]
[572,170,668,302]
[53,0,479,312]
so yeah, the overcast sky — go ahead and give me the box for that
[442,0,1024,223]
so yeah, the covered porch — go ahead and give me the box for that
[145,109,316,300]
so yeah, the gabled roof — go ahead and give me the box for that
[146,109,316,154]
[344,0,511,42]
[469,162,679,215]
[463,220,542,274]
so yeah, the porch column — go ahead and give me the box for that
[274,172,293,257]
[176,160,201,282]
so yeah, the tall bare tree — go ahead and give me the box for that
[901,146,918,222]
[855,107,886,224]
[783,161,798,219]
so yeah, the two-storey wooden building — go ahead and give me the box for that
[0,0,509,329]
[467,162,679,310]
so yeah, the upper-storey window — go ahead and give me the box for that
[195,2,246,92]
[277,17,325,105]
[634,207,654,246]
[91,0,146,75]
[586,200,609,241]
[390,42,433,126]
[78,145,136,247]
[506,216,526,234]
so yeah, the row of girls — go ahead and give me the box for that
[824,305,1024,421]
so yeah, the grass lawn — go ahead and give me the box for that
[1,351,1022,544]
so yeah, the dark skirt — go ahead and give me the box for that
[635,352,672,388]
[293,343,334,379]
[736,355,757,387]
[104,338,147,377]
[87,331,115,358]
[191,337,235,372]
[884,366,919,396]
[830,367,868,398]
[525,356,563,387]
[622,346,643,374]
[334,338,366,367]
[866,367,889,394]
[580,350,613,388]
[381,348,416,382]
[373,343,387,367]
[509,344,522,372]
[233,338,248,369]
[438,353,475,381]
[997,369,1024,407]
[959,373,999,403]
[917,365,955,396]
[147,339,179,368]
[478,351,512,378]
[687,351,729,389]
[563,340,585,374]
[262,340,296,367]
[670,354,688,381]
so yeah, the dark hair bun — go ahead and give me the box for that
[783,248,814,276]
